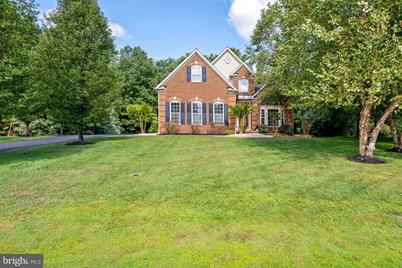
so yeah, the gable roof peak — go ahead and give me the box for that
[212,47,243,65]
[155,48,237,91]
[231,62,254,75]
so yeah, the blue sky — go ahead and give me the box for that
[36,0,270,59]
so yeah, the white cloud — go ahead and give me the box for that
[228,0,274,40]
[38,8,54,23]
[109,22,129,38]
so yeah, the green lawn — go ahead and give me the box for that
[0,136,401,267]
[0,135,53,143]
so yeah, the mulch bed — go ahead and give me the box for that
[386,147,402,153]
[65,141,94,146]
[347,155,386,164]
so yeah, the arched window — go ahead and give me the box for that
[170,101,181,124]
[191,65,202,82]
[239,79,249,92]
[213,102,224,124]
[191,101,202,125]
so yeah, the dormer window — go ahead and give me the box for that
[239,78,249,92]
[191,65,202,82]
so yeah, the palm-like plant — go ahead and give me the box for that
[127,103,155,133]
[229,103,253,134]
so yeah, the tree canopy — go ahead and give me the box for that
[251,0,402,158]
[0,0,39,119]
[30,0,119,143]
[116,46,158,107]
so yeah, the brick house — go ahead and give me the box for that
[155,48,293,134]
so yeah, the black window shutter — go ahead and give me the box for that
[187,102,191,124]
[209,103,213,124]
[224,104,229,125]
[187,66,191,82]
[165,102,170,122]
[202,66,206,82]
[202,103,207,125]
[180,102,185,125]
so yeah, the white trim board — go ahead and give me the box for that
[252,84,266,98]
[230,62,254,76]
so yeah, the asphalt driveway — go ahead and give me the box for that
[0,134,149,152]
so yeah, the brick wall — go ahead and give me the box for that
[157,52,294,134]
[158,53,237,134]
[232,65,255,97]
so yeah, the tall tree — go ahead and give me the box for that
[305,0,402,159]
[116,46,157,107]
[251,0,402,160]
[0,0,39,120]
[31,0,119,143]
[153,56,186,87]
[250,0,325,136]
[229,47,248,62]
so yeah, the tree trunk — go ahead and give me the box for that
[25,121,32,137]
[300,109,305,135]
[77,124,85,144]
[236,117,240,134]
[389,115,400,149]
[358,103,373,156]
[8,121,13,136]
[140,120,145,134]
[304,119,313,135]
[78,132,85,144]
[239,117,245,134]
[366,100,401,157]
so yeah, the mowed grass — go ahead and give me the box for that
[0,136,401,267]
[0,135,53,143]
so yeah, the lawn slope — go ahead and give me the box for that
[0,136,401,267]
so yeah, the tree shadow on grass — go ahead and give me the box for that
[238,136,402,163]
[0,137,132,166]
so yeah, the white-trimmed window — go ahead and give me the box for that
[213,102,224,124]
[191,65,202,82]
[239,79,249,92]
[170,101,180,124]
[260,107,266,125]
[192,101,202,125]
[260,106,282,127]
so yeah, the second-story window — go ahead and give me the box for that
[191,65,202,82]
[239,79,249,92]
